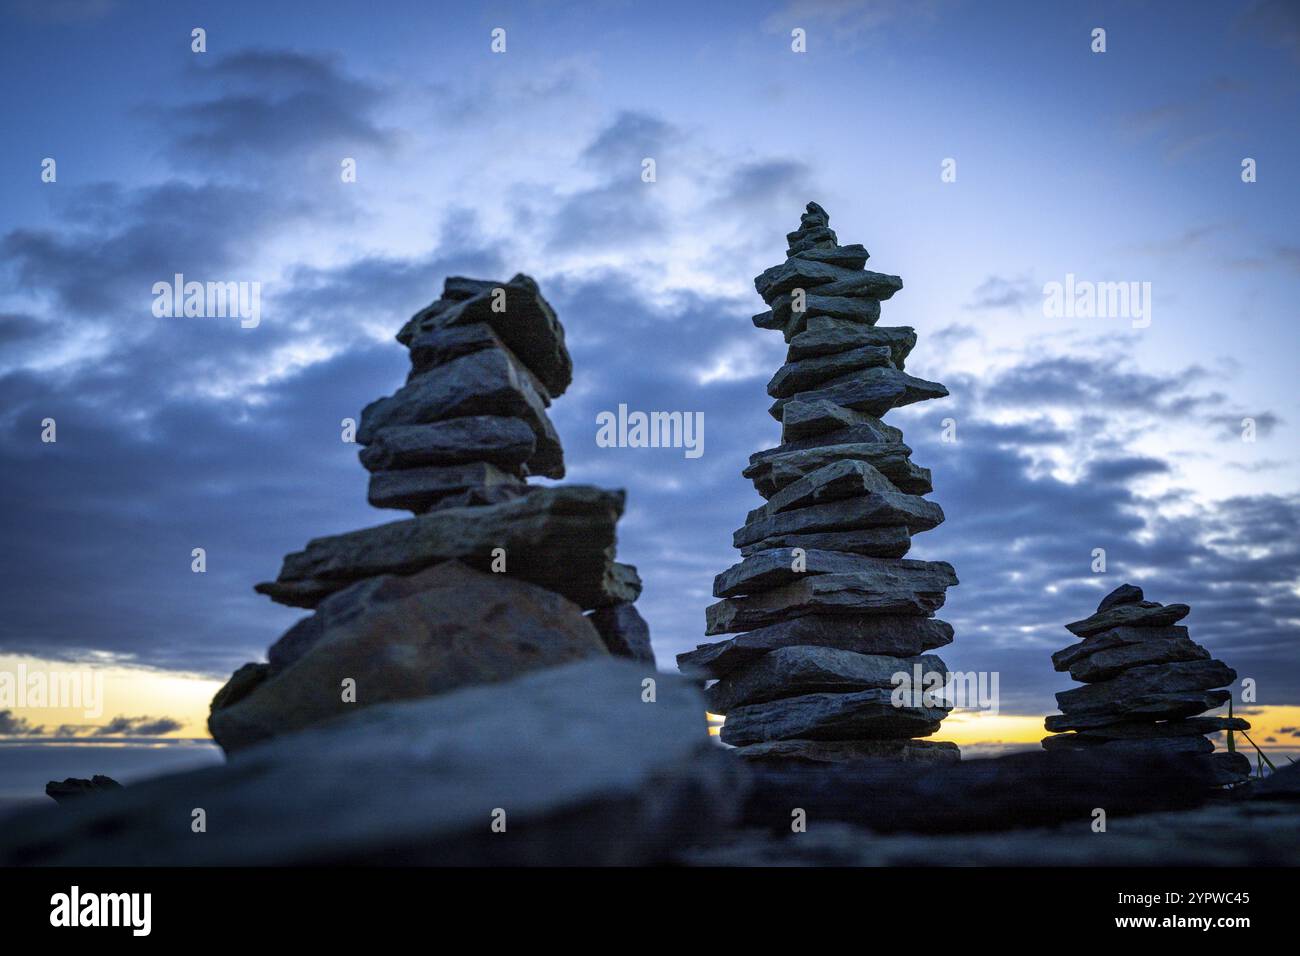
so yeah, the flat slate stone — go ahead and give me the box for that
[1044,691,1232,731]
[788,319,916,367]
[1097,583,1144,613]
[746,441,931,497]
[720,688,947,746]
[781,400,878,443]
[734,488,944,549]
[705,562,958,635]
[396,273,572,397]
[1,659,741,866]
[1051,624,1190,672]
[406,323,507,379]
[677,615,954,679]
[769,292,882,330]
[367,461,525,513]
[800,270,904,301]
[715,548,949,598]
[255,485,637,611]
[767,366,949,421]
[733,738,960,766]
[754,259,902,303]
[587,603,656,666]
[359,416,537,473]
[1065,601,1191,637]
[1067,638,1210,683]
[1041,734,1214,756]
[755,459,901,517]
[768,346,894,398]
[357,346,564,479]
[1057,660,1236,716]
[788,244,869,270]
[1041,716,1250,744]
[706,646,947,713]
[738,526,912,560]
[752,423,905,463]
[786,226,837,255]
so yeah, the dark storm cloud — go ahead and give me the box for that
[0,313,44,346]
[579,111,676,173]
[0,711,45,736]
[93,715,183,737]
[2,180,304,317]
[162,50,396,168]
[546,111,681,250]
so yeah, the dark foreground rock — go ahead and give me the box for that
[735,748,1216,836]
[45,776,123,804]
[4,660,741,866]
[734,737,961,766]
[677,801,1300,866]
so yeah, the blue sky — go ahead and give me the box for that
[0,0,1297,773]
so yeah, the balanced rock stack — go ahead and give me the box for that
[209,274,651,754]
[677,202,961,766]
[1043,584,1252,786]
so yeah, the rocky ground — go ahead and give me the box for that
[4,658,1296,866]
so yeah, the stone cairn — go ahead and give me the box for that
[208,274,652,753]
[1043,583,1252,785]
[677,202,961,766]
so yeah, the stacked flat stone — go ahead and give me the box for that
[677,202,961,766]
[209,274,653,753]
[359,274,567,513]
[254,273,643,615]
[1043,583,1252,786]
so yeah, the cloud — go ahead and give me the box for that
[93,715,184,737]
[0,711,45,736]
[761,0,947,45]
[1207,412,1282,441]
[160,50,397,171]
[965,275,1039,311]
[545,111,678,251]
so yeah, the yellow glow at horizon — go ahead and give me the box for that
[703,706,1300,752]
[0,654,221,741]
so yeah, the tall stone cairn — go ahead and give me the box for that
[677,202,961,766]
[1043,583,1252,786]
[209,274,652,753]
